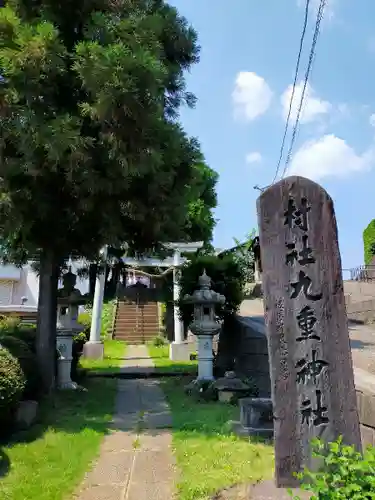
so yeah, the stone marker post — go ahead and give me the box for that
[257,176,361,488]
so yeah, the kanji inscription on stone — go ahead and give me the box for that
[257,176,361,488]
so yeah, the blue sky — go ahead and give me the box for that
[170,0,375,270]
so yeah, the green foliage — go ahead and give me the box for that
[363,219,375,265]
[150,335,167,347]
[0,1,216,260]
[178,254,245,326]
[184,379,218,402]
[0,335,40,399]
[78,301,115,339]
[232,230,257,284]
[0,347,26,429]
[184,161,218,243]
[0,317,37,351]
[290,437,375,499]
[0,0,217,390]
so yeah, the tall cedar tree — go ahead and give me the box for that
[0,0,217,391]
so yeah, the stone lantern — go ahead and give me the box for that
[183,270,225,381]
[56,268,88,390]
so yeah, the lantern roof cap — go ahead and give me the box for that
[183,271,225,305]
[198,269,211,290]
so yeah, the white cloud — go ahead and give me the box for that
[281,82,331,125]
[287,134,374,181]
[370,114,375,128]
[232,72,273,122]
[246,152,262,164]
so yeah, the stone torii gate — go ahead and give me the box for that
[83,242,203,360]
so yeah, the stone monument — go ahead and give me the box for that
[183,270,225,381]
[257,176,361,488]
[56,268,88,390]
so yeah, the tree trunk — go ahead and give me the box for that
[36,250,60,394]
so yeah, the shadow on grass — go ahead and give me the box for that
[85,360,198,378]
[0,449,10,479]
[0,376,117,484]
[157,376,274,500]
[159,376,270,443]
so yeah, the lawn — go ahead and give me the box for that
[147,344,198,374]
[80,338,126,373]
[0,377,117,500]
[161,377,274,500]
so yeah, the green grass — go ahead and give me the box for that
[80,339,126,373]
[0,377,117,500]
[161,377,274,500]
[147,344,198,374]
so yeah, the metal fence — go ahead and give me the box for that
[342,265,375,282]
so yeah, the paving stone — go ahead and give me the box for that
[83,451,133,486]
[126,480,175,500]
[247,479,311,499]
[132,450,176,483]
[137,431,173,451]
[100,431,135,453]
[76,484,124,500]
[111,412,142,431]
[143,411,173,429]
[74,344,176,500]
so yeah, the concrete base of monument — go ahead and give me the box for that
[83,341,104,360]
[211,480,312,499]
[169,341,195,361]
[229,420,274,439]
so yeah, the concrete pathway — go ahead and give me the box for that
[74,345,176,500]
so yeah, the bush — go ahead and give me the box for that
[0,336,40,399]
[290,437,375,499]
[151,335,166,347]
[78,311,91,340]
[363,219,375,265]
[178,254,245,326]
[8,326,37,352]
[0,347,26,430]
[0,315,21,334]
[78,300,115,340]
[0,316,36,352]
[71,331,87,381]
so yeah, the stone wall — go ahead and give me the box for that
[233,315,375,447]
[346,298,375,324]
[233,316,271,397]
[356,376,375,447]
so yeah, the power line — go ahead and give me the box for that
[270,0,311,186]
[280,0,326,180]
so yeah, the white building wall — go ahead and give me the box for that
[0,260,91,307]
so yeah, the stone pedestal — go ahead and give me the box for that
[231,397,274,438]
[83,341,104,360]
[197,334,214,380]
[56,269,88,389]
[56,330,78,390]
[214,371,252,403]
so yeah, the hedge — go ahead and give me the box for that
[363,219,375,265]
[0,347,26,430]
[0,336,40,400]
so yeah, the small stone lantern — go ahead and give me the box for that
[214,371,252,403]
[56,268,88,390]
[183,270,225,381]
